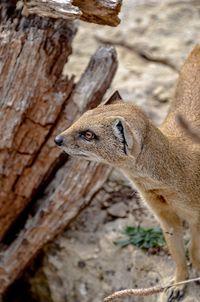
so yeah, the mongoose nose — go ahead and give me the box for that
[54,135,64,146]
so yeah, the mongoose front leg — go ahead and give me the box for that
[141,192,188,301]
[189,223,200,272]
[160,213,188,302]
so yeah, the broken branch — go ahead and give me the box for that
[23,0,122,26]
[104,277,200,301]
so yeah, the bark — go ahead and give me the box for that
[0,4,118,294]
[23,0,122,26]
[0,7,77,240]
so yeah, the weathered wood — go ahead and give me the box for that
[0,45,117,293]
[0,2,118,242]
[0,2,118,293]
[23,0,122,26]
[73,0,122,26]
[0,40,117,296]
[0,8,77,240]
[0,11,117,238]
[23,0,81,20]
[0,161,111,295]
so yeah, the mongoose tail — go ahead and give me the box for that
[162,44,200,137]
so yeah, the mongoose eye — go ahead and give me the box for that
[79,130,96,141]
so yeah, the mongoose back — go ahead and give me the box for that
[55,45,200,302]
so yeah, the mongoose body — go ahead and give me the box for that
[55,45,200,302]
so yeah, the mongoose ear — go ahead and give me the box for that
[101,90,123,106]
[113,117,134,152]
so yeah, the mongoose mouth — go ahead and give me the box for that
[62,148,101,163]
[62,149,90,159]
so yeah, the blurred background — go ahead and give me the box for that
[1,1,200,302]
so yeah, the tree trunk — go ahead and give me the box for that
[0,2,118,294]
[0,5,77,240]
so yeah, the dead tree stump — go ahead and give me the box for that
[0,1,120,295]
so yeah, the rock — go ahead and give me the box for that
[153,85,170,103]
[183,298,198,302]
[109,168,130,185]
[107,202,128,218]
[147,271,160,286]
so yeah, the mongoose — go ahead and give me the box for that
[55,45,200,302]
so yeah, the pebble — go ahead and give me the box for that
[107,202,128,218]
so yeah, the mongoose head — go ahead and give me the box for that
[55,94,149,168]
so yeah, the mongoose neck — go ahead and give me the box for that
[122,124,186,188]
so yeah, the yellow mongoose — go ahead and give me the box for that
[55,45,200,302]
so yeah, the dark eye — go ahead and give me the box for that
[79,130,96,141]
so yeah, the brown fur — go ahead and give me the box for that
[55,45,200,301]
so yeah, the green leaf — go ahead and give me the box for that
[115,225,165,251]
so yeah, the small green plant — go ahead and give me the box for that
[115,226,165,250]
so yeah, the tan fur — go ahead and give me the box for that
[55,45,200,301]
